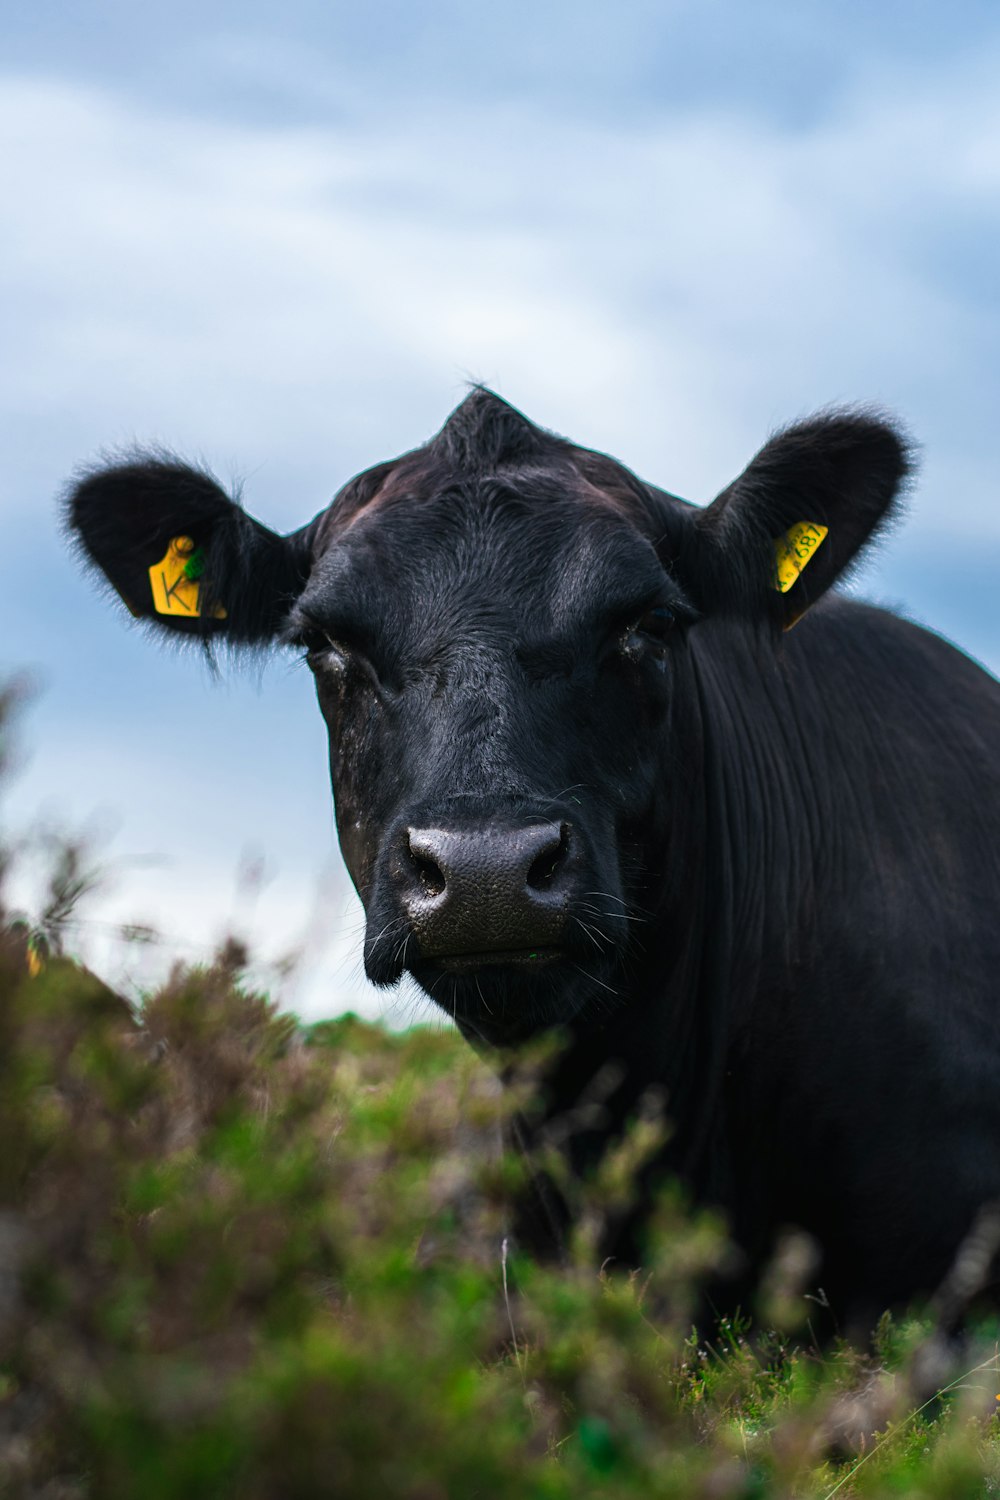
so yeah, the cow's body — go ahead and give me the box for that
[66,390,1000,1328]
[557,597,1000,1323]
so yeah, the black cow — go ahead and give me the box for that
[66,389,1000,1329]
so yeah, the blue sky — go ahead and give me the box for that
[3,2,999,1021]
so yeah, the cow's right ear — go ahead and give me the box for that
[65,456,314,645]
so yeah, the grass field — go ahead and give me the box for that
[3,705,1000,1497]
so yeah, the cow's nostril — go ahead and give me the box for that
[407,841,447,898]
[526,823,570,890]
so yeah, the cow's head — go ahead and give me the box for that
[66,391,909,1045]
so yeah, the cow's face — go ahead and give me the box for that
[285,447,700,1040]
[67,391,909,1044]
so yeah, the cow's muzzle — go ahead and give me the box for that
[396,819,577,968]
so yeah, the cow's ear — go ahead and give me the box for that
[65,456,314,645]
[680,412,913,628]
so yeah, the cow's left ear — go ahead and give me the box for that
[65,455,315,645]
[680,412,913,628]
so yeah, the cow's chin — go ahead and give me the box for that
[407,951,612,1048]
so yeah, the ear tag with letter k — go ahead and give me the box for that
[149,536,227,619]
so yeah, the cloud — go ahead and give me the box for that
[3,61,1000,512]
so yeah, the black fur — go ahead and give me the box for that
[429,385,554,471]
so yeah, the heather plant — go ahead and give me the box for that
[3,698,1000,1497]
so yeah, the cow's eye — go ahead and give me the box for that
[634,605,676,642]
[297,627,348,665]
[618,604,677,664]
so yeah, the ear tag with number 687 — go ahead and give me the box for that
[772,522,828,594]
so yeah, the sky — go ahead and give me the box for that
[3,1,999,1023]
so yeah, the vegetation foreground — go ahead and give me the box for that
[3,773,1000,1495]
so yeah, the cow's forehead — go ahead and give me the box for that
[300,465,668,633]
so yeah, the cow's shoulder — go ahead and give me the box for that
[790,592,1000,704]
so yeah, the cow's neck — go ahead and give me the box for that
[508,626,834,1256]
[552,629,822,1180]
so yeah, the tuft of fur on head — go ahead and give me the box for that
[317,388,577,536]
[430,386,557,474]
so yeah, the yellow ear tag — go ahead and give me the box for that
[148,536,227,619]
[773,522,828,593]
